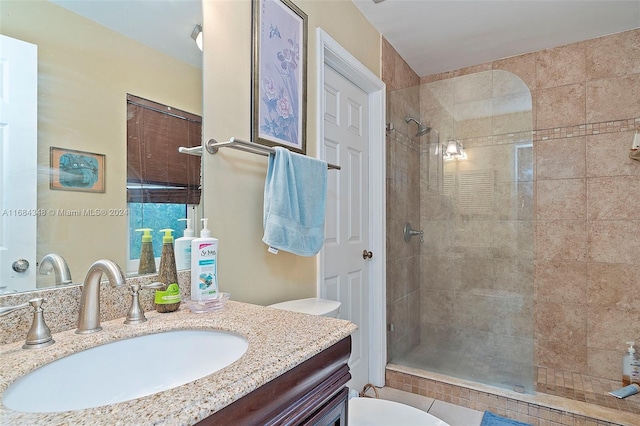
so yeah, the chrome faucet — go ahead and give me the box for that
[38,253,73,285]
[76,259,126,334]
[0,298,55,349]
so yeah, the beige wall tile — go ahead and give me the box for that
[587,305,640,349]
[455,114,493,139]
[537,324,588,373]
[587,347,619,381]
[536,136,586,179]
[422,255,459,290]
[537,42,587,89]
[495,182,534,221]
[381,37,396,90]
[494,258,534,295]
[453,71,493,104]
[586,131,640,178]
[421,78,453,113]
[457,257,494,292]
[536,260,587,304]
[420,289,453,326]
[586,74,640,123]
[587,262,640,311]
[537,84,586,129]
[587,220,640,264]
[587,176,640,220]
[586,29,640,80]
[493,110,534,135]
[537,179,586,220]
[494,53,538,92]
[493,220,534,260]
[536,220,587,262]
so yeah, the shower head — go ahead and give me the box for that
[405,116,431,137]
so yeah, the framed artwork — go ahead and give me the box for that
[50,147,105,193]
[252,0,307,154]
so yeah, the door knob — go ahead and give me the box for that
[362,250,373,260]
[12,259,30,273]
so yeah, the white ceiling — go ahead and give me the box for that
[50,1,640,77]
[50,0,203,69]
[352,0,640,76]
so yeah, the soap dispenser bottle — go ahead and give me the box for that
[190,218,219,301]
[155,229,181,313]
[174,218,195,270]
[135,228,156,275]
[623,341,640,386]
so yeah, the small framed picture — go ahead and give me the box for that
[50,147,105,193]
[252,0,308,154]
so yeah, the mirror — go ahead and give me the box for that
[0,0,203,293]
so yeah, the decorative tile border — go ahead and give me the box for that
[429,117,640,150]
[534,118,640,142]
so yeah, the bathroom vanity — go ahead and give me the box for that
[0,300,357,425]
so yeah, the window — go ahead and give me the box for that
[126,94,202,273]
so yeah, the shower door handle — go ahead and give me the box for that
[362,250,373,260]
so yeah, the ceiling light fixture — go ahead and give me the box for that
[191,24,203,51]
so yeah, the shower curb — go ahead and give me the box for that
[386,364,634,426]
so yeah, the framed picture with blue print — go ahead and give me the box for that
[252,0,308,155]
[50,147,105,193]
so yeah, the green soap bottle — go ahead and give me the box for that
[135,228,156,275]
[155,229,181,313]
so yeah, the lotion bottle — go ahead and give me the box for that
[190,218,219,301]
[155,229,181,313]
[174,218,195,270]
[623,341,639,386]
[135,228,156,275]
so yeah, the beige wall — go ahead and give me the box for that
[201,0,380,305]
[1,1,202,286]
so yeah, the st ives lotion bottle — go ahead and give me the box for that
[190,218,219,301]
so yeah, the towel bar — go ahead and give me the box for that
[179,137,341,170]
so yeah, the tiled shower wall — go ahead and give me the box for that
[383,37,422,361]
[383,28,640,383]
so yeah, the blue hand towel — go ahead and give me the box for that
[263,147,328,256]
[481,411,532,426]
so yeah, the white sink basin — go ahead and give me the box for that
[2,329,248,413]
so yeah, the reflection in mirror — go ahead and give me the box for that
[0,0,203,293]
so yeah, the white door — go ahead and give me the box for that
[322,64,371,390]
[0,35,38,292]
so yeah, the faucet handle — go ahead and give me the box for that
[24,298,55,349]
[0,298,55,349]
[124,282,163,325]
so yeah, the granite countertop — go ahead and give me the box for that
[0,301,357,425]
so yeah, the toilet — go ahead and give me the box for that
[349,397,449,426]
[268,297,341,317]
[268,298,450,426]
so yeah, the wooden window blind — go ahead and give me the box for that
[126,94,202,204]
